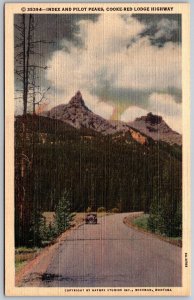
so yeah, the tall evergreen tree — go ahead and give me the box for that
[54,190,75,235]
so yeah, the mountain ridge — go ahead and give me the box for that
[40,91,182,146]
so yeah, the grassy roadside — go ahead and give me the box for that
[133,214,149,229]
[15,247,41,274]
[124,213,182,247]
[15,212,83,274]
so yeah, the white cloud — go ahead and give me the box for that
[116,38,181,90]
[121,106,148,122]
[92,101,114,119]
[149,93,182,133]
[46,15,146,93]
[45,14,182,122]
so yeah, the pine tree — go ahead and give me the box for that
[54,190,75,235]
[147,175,165,234]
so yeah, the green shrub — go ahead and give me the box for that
[15,247,37,254]
[97,207,106,212]
[39,218,57,244]
[133,214,149,230]
[148,196,182,238]
[110,208,120,213]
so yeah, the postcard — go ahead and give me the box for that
[5,2,190,296]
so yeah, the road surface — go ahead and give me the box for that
[40,213,181,287]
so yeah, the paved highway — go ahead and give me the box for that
[41,213,181,287]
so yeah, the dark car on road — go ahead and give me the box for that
[85,213,97,224]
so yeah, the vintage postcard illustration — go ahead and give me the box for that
[5,3,190,296]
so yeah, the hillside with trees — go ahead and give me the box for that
[15,114,182,246]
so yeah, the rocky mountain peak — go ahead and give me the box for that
[145,112,162,125]
[69,91,86,108]
[136,112,163,125]
[40,92,181,146]
[129,112,181,145]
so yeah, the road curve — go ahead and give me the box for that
[41,213,181,287]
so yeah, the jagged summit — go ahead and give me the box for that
[74,90,82,100]
[41,91,117,133]
[129,112,181,145]
[69,91,88,108]
[41,92,182,145]
[136,112,163,125]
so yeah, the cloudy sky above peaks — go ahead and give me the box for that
[15,13,182,133]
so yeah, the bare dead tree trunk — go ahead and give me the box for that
[32,67,36,114]
[22,14,26,116]
[24,14,32,115]
[20,15,33,242]
[20,14,27,232]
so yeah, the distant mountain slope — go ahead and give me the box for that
[41,91,181,146]
[40,91,150,145]
[15,112,182,213]
[41,91,120,135]
[129,113,182,146]
[15,114,99,138]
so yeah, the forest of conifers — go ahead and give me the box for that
[15,114,182,246]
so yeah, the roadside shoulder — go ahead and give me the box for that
[123,213,182,247]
